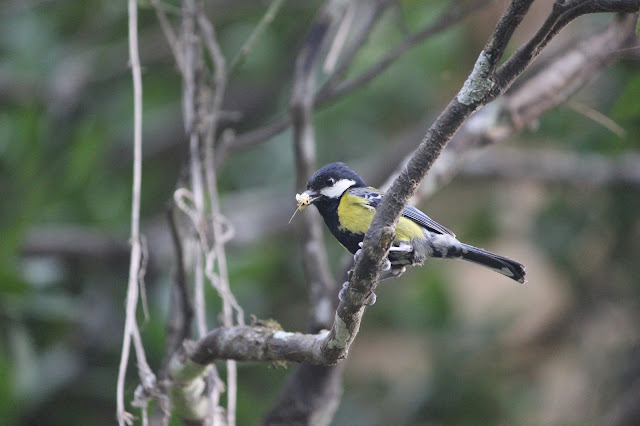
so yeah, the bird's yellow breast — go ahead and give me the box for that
[337,192,424,241]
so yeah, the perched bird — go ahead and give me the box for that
[298,162,526,283]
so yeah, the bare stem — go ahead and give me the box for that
[117,0,157,424]
[150,0,185,74]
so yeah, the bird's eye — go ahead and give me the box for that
[326,177,335,186]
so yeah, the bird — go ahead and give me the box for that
[297,162,526,285]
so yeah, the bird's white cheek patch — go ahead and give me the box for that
[320,179,356,198]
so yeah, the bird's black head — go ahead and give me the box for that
[304,162,366,203]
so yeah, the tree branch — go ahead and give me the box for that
[168,319,370,368]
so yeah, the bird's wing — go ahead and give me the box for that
[402,205,455,236]
[348,187,383,207]
[348,187,455,236]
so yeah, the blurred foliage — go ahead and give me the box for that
[1,0,640,425]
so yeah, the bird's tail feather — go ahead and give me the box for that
[458,243,526,283]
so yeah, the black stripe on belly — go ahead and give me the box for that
[333,229,365,254]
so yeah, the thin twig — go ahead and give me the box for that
[317,0,493,104]
[193,245,207,337]
[150,0,185,74]
[173,186,224,424]
[198,9,244,425]
[229,0,285,74]
[182,0,207,227]
[139,235,150,325]
[162,203,194,373]
[323,0,356,74]
[566,99,626,138]
[117,0,157,424]
[483,0,536,75]
[318,0,394,97]
[181,1,225,423]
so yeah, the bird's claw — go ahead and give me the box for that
[338,281,376,306]
[355,242,392,272]
[382,258,391,271]
[338,281,350,303]
[353,242,364,263]
[353,249,361,264]
[365,292,377,306]
[379,266,406,281]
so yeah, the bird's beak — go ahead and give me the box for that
[302,190,322,204]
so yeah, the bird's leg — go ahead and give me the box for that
[379,243,411,280]
[388,244,413,253]
[379,266,406,281]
